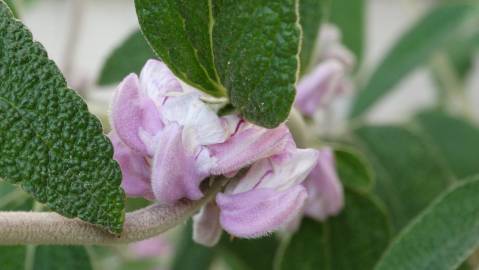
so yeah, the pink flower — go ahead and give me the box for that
[129,235,172,258]
[110,60,290,204]
[303,148,344,221]
[295,23,355,117]
[193,137,319,246]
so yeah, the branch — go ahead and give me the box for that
[0,178,226,245]
[287,108,313,148]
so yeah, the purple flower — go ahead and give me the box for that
[110,60,290,204]
[193,137,319,246]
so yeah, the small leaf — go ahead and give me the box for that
[375,176,479,270]
[33,246,93,270]
[97,30,156,86]
[298,0,326,75]
[279,189,391,270]
[415,111,479,179]
[172,225,215,270]
[335,147,374,192]
[350,3,476,118]
[135,0,301,128]
[0,1,124,233]
[354,126,455,230]
[330,0,364,63]
[218,236,279,270]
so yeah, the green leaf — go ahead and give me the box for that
[0,1,124,233]
[278,189,391,270]
[375,176,479,270]
[4,0,16,17]
[97,30,156,86]
[330,0,364,63]
[219,236,279,270]
[335,147,374,192]
[415,111,479,179]
[33,246,93,270]
[135,0,301,128]
[350,3,477,118]
[354,126,455,231]
[298,0,326,75]
[172,225,215,270]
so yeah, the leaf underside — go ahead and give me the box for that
[0,2,124,233]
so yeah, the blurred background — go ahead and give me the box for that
[15,0,479,124]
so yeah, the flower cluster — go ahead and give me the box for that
[110,60,343,246]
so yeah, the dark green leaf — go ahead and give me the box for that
[4,0,16,18]
[415,111,479,179]
[135,0,301,128]
[97,30,156,86]
[375,176,479,270]
[351,3,476,118]
[172,225,215,270]
[33,246,93,270]
[335,147,374,192]
[0,1,124,233]
[219,236,279,270]
[299,0,326,75]
[354,126,455,230]
[330,0,364,62]
[279,189,391,270]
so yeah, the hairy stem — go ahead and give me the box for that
[287,108,313,148]
[0,178,226,245]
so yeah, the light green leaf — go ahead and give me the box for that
[298,0,326,75]
[33,246,93,270]
[4,0,16,17]
[330,0,364,63]
[97,30,156,86]
[0,1,124,233]
[335,147,374,192]
[350,3,477,118]
[415,111,479,179]
[375,176,479,270]
[354,126,455,231]
[278,189,391,270]
[135,0,301,128]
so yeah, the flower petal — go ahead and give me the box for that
[193,202,223,247]
[151,124,206,203]
[303,148,344,221]
[208,123,290,175]
[295,60,344,116]
[217,185,307,238]
[139,59,183,106]
[111,74,162,155]
[109,132,154,200]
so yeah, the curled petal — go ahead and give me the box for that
[193,202,222,247]
[217,185,308,238]
[109,132,154,200]
[208,123,290,175]
[111,74,162,155]
[295,60,345,116]
[151,124,206,204]
[140,59,183,105]
[304,148,344,221]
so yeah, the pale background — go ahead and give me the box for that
[17,0,479,124]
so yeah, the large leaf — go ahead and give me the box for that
[375,176,479,270]
[172,225,215,270]
[219,236,279,270]
[354,126,455,230]
[350,3,477,118]
[0,1,124,233]
[330,0,364,62]
[97,30,155,86]
[298,0,326,75]
[278,189,391,270]
[135,0,301,128]
[33,246,93,270]
[415,111,479,179]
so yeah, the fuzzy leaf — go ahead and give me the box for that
[0,1,124,233]
[298,0,326,75]
[135,0,301,128]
